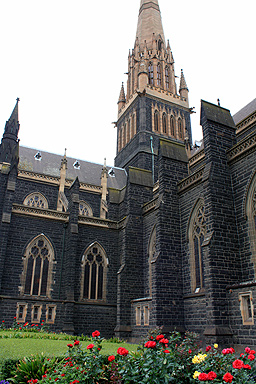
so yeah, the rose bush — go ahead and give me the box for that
[4,329,256,383]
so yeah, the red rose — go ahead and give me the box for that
[117,347,129,356]
[198,372,208,381]
[145,341,156,348]
[207,371,217,380]
[250,349,256,354]
[159,338,169,344]
[248,354,255,361]
[67,344,73,348]
[87,344,94,350]
[92,330,100,337]
[188,349,192,354]
[163,349,170,353]
[245,347,251,353]
[206,345,212,352]
[243,364,251,369]
[108,355,115,362]
[223,372,233,383]
[156,334,164,341]
[74,340,80,345]
[232,359,244,369]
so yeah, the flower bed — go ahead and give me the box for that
[4,329,256,383]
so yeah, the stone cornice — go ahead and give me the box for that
[227,132,256,163]
[177,166,204,194]
[142,198,157,215]
[18,170,102,194]
[189,149,205,168]
[236,110,256,135]
[12,203,69,222]
[78,215,118,229]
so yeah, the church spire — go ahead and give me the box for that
[136,0,165,49]
[3,98,20,141]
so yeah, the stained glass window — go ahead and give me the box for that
[24,193,48,209]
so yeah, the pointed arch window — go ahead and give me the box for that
[131,113,136,138]
[178,118,183,139]
[123,123,127,146]
[162,113,167,134]
[24,193,48,209]
[245,173,256,274]
[170,115,175,136]
[165,66,170,90]
[79,201,93,217]
[148,62,154,85]
[81,243,108,301]
[157,64,162,87]
[154,110,160,132]
[188,200,206,292]
[21,234,54,297]
[148,226,157,297]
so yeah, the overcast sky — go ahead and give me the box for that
[0,0,255,166]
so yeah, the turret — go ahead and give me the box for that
[0,98,20,168]
[179,69,189,101]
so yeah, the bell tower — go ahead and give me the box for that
[114,0,192,180]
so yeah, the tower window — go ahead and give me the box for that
[239,292,254,325]
[178,118,183,139]
[81,242,108,301]
[16,303,28,323]
[162,113,167,134]
[148,62,154,85]
[170,115,175,136]
[154,110,160,132]
[165,67,169,90]
[157,64,162,87]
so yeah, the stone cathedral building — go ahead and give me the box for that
[0,0,256,347]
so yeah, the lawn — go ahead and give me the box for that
[0,336,138,361]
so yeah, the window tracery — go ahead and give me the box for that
[24,193,48,209]
[162,113,167,134]
[188,200,206,292]
[245,173,256,274]
[148,226,157,297]
[154,110,160,132]
[21,234,54,297]
[165,66,169,90]
[81,242,108,301]
[157,63,161,87]
[148,62,154,85]
[79,201,93,217]
[170,115,175,136]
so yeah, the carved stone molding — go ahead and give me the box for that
[189,149,205,168]
[12,203,69,222]
[236,111,256,135]
[177,167,204,194]
[18,170,102,194]
[227,132,256,163]
[143,198,157,215]
[78,216,118,229]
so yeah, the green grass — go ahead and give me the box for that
[0,337,138,361]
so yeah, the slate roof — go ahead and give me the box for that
[19,146,127,190]
[233,98,256,125]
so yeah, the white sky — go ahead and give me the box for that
[0,0,255,167]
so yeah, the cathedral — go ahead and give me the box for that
[0,0,256,347]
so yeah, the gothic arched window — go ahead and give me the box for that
[165,66,169,90]
[79,201,93,217]
[170,115,175,136]
[245,173,256,274]
[21,234,54,297]
[148,226,157,297]
[188,200,206,292]
[24,193,48,209]
[178,118,183,139]
[154,110,160,132]
[81,242,108,301]
[162,113,167,134]
[148,62,154,85]
[157,63,162,87]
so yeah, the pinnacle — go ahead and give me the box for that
[179,69,188,92]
